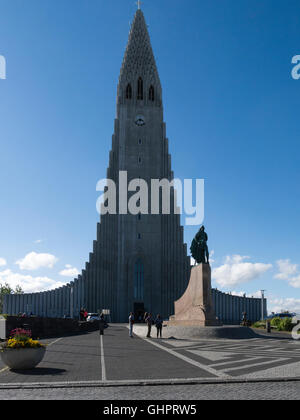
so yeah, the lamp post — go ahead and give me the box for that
[261,290,266,321]
[70,283,74,319]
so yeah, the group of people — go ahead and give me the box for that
[79,308,88,321]
[128,312,163,339]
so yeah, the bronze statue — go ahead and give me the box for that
[190,226,209,264]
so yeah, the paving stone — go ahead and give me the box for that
[0,324,299,400]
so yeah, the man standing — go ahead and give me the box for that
[129,312,134,338]
[155,314,163,339]
[146,313,153,338]
[99,313,105,336]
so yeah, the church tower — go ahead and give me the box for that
[81,9,190,322]
[3,8,268,324]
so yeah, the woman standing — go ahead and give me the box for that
[155,314,163,339]
[129,312,134,338]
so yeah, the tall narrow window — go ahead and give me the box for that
[126,84,132,99]
[149,85,155,101]
[134,259,144,301]
[137,77,143,100]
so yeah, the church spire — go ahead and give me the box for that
[118,9,161,105]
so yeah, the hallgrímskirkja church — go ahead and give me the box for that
[3,9,267,324]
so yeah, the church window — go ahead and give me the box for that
[126,84,132,99]
[137,77,143,100]
[149,85,155,101]
[134,259,144,301]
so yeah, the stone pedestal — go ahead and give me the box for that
[168,263,221,327]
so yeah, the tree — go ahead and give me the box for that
[14,285,24,295]
[0,283,24,314]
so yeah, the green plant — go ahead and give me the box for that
[1,328,45,351]
[0,283,24,313]
[278,318,293,332]
[252,321,265,329]
[270,317,281,328]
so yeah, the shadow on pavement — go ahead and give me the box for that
[10,368,66,376]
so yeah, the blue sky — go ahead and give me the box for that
[0,0,299,313]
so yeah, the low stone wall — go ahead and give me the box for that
[132,324,260,340]
[5,316,100,339]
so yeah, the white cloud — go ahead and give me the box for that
[274,259,298,280]
[230,290,246,297]
[269,297,300,315]
[59,265,79,278]
[225,255,250,264]
[251,290,265,299]
[230,290,263,298]
[289,275,300,289]
[16,252,58,271]
[274,259,300,288]
[34,239,44,244]
[0,269,65,293]
[212,255,272,288]
[0,258,7,267]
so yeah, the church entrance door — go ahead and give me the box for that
[134,302,145,323]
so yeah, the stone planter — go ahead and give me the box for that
[0,347,46,370]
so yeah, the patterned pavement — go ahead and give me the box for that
[157,336,300,379]
[0,325,299,399]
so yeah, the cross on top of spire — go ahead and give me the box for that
[136,0,142,10]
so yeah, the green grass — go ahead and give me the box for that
[252,321,266,329]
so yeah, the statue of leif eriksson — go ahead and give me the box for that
[190,226,210,264]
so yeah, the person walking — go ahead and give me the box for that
[99,313,105,336]
[155,314,163,338]
[84,309,88,321]
[79,308,84,321]
[129,312,134,337]
[143,312,148,323]
[145,313,153,338]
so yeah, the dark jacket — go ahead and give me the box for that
[146,315,153,326]
[155,318,163,328]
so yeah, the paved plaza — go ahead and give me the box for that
[0,325,300,399]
